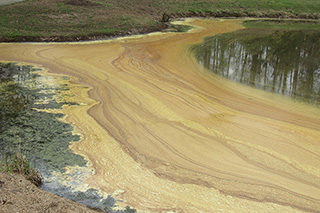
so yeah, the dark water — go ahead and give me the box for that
[0,63,135,212]
[192,24,320,104]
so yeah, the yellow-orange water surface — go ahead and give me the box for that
[1,19,320,212]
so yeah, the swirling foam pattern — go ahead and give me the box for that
[1,19,320,212]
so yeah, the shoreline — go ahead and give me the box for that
[0,14,319,43]
[0,172,101,212]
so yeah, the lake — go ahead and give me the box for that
[192,20,320,104]
[0,18,320,212]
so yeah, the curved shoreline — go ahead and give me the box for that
[0,15,319,43]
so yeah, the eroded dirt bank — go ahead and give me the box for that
[0,173,99,212]
[0,19,320,212]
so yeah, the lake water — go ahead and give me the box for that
[0,19,320,212]
[192,21,320,104]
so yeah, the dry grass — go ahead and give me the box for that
[0,150,42,187]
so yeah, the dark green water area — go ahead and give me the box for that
[0,63,135,212]
[0,63,85,170]
[165,23,193,33]
[192,20,320,105]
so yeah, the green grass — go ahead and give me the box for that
[0,0,319,41]
[0,150,43,187]
[167,0,320,14]
[244,19,320,30]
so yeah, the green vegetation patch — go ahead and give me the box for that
[244,19,320,30]
[0,0,319,42]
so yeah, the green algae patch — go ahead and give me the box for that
[0,62,138,212]
[0,62,86,172]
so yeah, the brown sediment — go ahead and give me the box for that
[0,19,320,212]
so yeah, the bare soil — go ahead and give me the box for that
[0,172,100,213]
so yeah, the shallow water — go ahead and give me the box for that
[0,63,84,169]
[0,19,320,212]
[0,63,121,211]
[192,26,320,104]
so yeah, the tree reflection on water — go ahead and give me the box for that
[192,28,320,104]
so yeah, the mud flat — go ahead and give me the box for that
[1,19,320,212]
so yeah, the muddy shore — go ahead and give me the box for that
[0,173,101,212]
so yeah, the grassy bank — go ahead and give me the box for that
[0,0,319,42]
